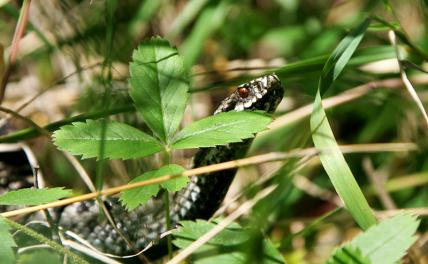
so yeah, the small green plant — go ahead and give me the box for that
[53,37,273,209]
[0,37,275,264]
[0,1,426,263]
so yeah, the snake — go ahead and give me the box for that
[0,74,284,262]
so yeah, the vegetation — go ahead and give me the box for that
[0,1,427,263]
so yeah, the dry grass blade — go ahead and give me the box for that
[214,155,315,218]
[293,174,340,205]
[63,152,97,192]
[363,158,396,210]
[376,208,428,218]
[63,152,138,256]
[0,143,416,218]
[389,30,428,128]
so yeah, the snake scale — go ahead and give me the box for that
[0,74,284,262]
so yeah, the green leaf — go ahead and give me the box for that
[310,18,377,230]
[319,19,371,95]
[349,213,420,264]
[180,1,231,68]
[172,219,284,264]
[327,245,371,264]
[120,164,187,211]
[53,119,163,160]
[0,218,16,264]
[130,37,189,143]
[0,187,72,206]
[172,111,272,149]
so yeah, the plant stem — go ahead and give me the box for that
[164,190,172,258]
[0,0,32,104]
[3,217,89,264]
[163,148,173,258]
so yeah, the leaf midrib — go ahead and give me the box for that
[174,119,249,142]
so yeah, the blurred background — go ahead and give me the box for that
[0,0,427,263]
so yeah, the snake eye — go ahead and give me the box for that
[237,87,249,98]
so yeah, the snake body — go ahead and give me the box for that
[0,74,284,261]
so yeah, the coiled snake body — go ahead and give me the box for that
[0,74,284,261]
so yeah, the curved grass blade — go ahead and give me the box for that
[310,18,377,230]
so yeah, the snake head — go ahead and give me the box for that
[214,74,283,114]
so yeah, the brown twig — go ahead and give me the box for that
[63,152,137,256]
[0,142,416,219]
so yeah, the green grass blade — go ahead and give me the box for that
[166,0,210,39]
[181,1,231,69]
[310,18,377,230]
[319,19,371,95]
